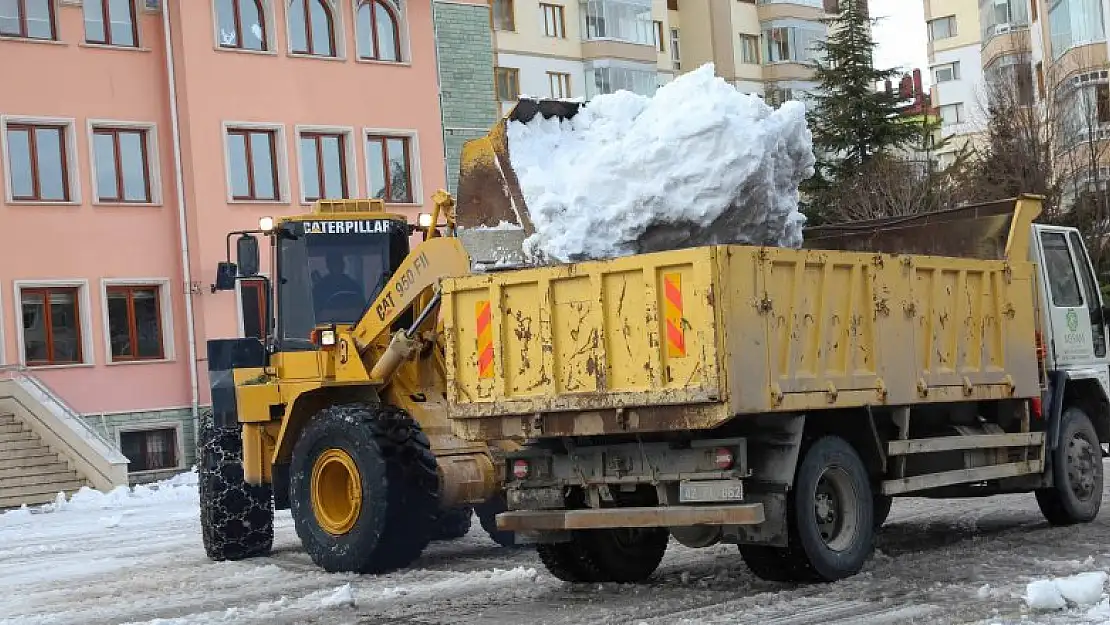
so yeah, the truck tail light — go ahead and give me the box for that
[1035,331,1046,362]
[512,459,530,480]
[714,448,734,470]
[1031,397,1043,419]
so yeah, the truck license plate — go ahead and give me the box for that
[679,479,744,503]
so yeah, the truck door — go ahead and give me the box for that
[1033,227,1107,374]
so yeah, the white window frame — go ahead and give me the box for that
[285,0,347,61]
[13,279,95,369]
[99,278,175,365]
[933,61,960,83]
[928,15,957,41]
[211,0,278,56]
[115,421,186,474]
[0,115,82,205]
[352,0,411,65]
[234,273,270,338]
[86,120,163,206]
[295,124,359,205]
[940,102,965,126]
[362,127,421,206]
[221,121,290,204]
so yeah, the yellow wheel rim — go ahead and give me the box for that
[310,448,362,536]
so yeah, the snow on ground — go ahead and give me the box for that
[6,463,1110,624]
[507,63,814,263]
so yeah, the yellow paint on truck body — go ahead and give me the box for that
[442,244,1041,441]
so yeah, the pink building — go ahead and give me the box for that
[0,0,495,492]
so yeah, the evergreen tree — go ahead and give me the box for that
[802,0,922,223]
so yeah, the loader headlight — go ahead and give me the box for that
[319,330,337,346]
[259,216,275,232]
[417,213,434,228]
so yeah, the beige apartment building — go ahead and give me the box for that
[488,0,837,114]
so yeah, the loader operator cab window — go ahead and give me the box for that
[276,218,409,351]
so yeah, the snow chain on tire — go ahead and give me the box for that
[198,408,275,561]
[290,403,440,574]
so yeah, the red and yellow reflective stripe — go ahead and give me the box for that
[663,273,686,358]
[476,300,494,378]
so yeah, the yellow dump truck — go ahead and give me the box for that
[443,188,1110,582]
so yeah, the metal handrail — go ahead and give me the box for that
[0,364,122,452]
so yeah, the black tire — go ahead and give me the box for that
[537,528,668,583]
[198,408,274,561]
[474,493,519,547]
[740,436,874,583]
[289,403,440,574]
[873,494,893,529]
[1036,406,1104,525]
[432,506,474,541]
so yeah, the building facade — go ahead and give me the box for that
[0,0,492,483]
[924,0,987,168]
[486,0,836,114]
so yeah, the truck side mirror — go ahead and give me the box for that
[237,234,260,277]
[214,262,238,291]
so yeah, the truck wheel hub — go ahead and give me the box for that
[813,467,858,551]
[311,448,363,535]
[1066,435,1098,501]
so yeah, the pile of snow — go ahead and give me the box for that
[507,63,814,263]
[1024,571,1109,611]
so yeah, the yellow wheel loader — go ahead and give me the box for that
[199,192,519,574]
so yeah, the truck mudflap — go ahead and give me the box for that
[495,503,765,531]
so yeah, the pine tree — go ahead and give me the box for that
[802,0,922,223]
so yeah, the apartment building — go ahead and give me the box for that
[924,0,987,168]
[0,0,495,492]
[487,0,836,114]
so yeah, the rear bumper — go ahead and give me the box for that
[496,503,765,531]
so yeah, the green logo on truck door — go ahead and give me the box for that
[1067,308,1079,332]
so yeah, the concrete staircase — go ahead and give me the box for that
[0,411,87,508]
[0,366,128,510]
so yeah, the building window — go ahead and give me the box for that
[240,278,268,340]
[927,15,957,40]
[216,0,268,50]
[666,0,676,9]
[548,71,571,98]
[121,428,178,472]
[106,285,164,361]
[586,64,657,98]
[492,0,514,30]
[5,123,70,202]
[366,134,413,203]
[227,127,280,201]
[1057,81,1110,146]
[1049,0,1106,59]
[495,66,520,101]
[84,0,138,46]
[0,0,56,40]
[653,20,664,51]
[739,33,759,64]
[1031,0,1038,21]
[581,0,654,45]
[356,0,401,61]
[939,103,964,126]
[670,27,680,69]
[20,287,83,366]
[763,24,826,64]
[981,0,1030,41]
[986,54,1033,105]
[933,61,960,83]
[541,3,565,37]
[300,131,349,202]
[289,0,336,56]
[93,127,152,203]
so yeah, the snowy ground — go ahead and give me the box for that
[6,467,1110,625]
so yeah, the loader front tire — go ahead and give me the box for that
[538,528,668,583]
[198,408,274,561]
[289,403,440,574]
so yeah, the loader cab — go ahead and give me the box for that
[1031,224,1110,377]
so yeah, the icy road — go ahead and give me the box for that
[5,468,1110,625]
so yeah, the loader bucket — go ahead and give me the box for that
[455,97,583,266]
[802,195,1043,261]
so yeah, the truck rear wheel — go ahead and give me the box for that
[198,408,274,561]
[740,435,874,583]
[537,528,668,583]
[1036,406,1103,525]
[474,493,519,547]
[432,506,474,541]
[289,403,440,574]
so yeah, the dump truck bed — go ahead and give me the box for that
[441,244,1041,441]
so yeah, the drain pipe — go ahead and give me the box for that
[162,0,201,440]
